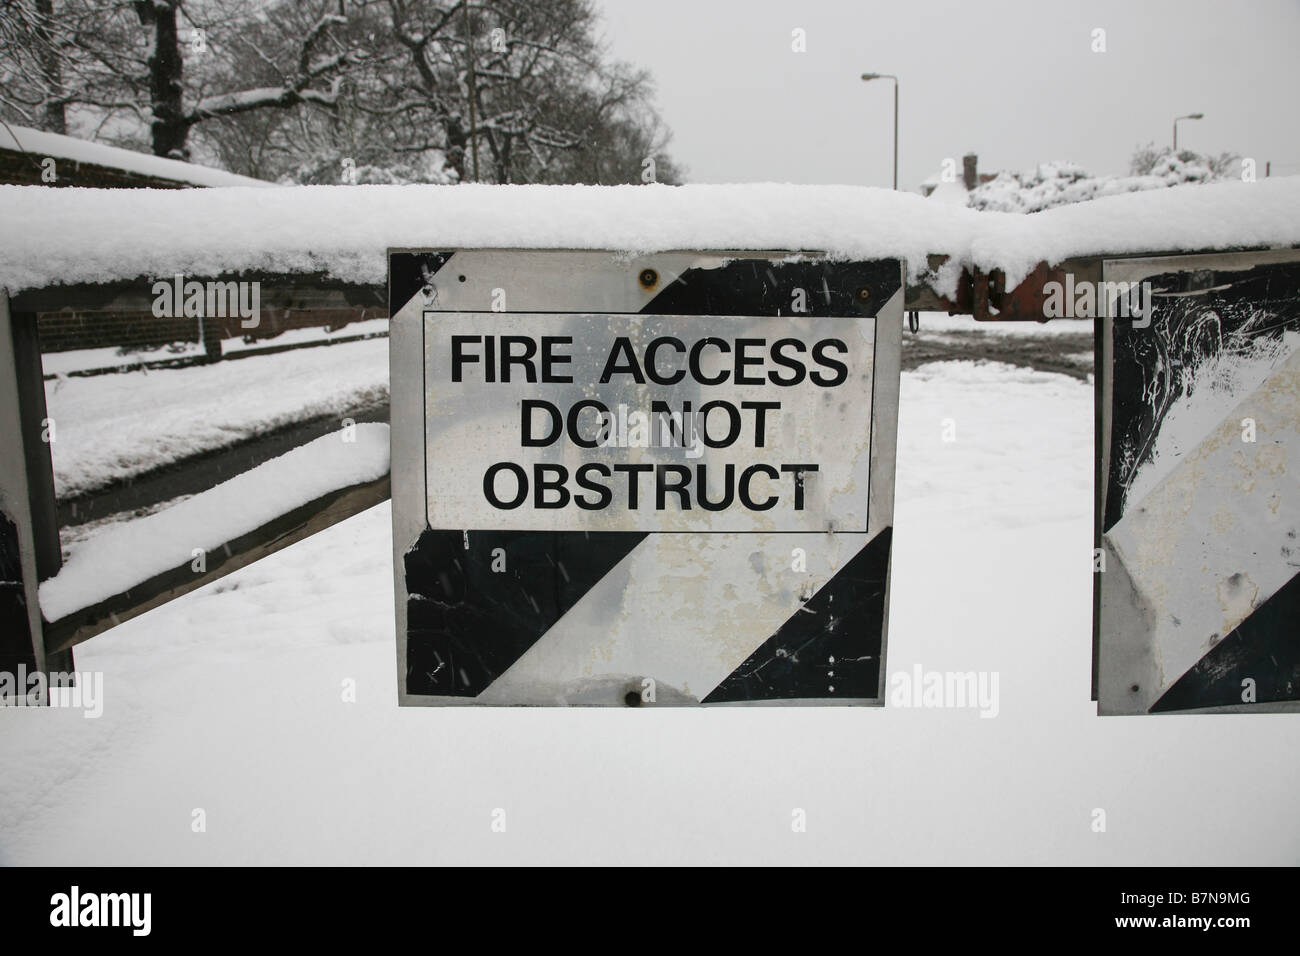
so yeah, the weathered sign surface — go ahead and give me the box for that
[390,250,902,706]
[1095,249,1300,714]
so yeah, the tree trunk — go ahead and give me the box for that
[144,1,188,158]
[32,0,66,134]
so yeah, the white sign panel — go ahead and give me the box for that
[423,312,876,533]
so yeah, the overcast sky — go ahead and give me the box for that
[595,0,1300,189]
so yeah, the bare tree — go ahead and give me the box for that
[337,0,682,184]
[0,0,683,183]
[0,0,79,131]
[1,0,363,158]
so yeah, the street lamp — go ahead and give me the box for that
[860,72,898,190]
[1173,113,1203,151]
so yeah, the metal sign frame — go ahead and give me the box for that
[1095,248,1300,715]
[390,249,903,707]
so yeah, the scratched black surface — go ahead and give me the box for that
[643,258,900,318]
[404,528,647,697]
[1151,567,1300,712]
[1105,261,1300,532]
[703,527,891,703]
[387,251,454,317]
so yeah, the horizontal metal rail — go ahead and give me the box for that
[43,474,390,654]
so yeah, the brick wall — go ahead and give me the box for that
[0,147,192,189]
[37,307,383,355]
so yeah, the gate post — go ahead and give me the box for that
[0,291,70,699]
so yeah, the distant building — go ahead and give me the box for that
[919,152,997,204]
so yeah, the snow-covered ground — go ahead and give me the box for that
[3,359,1296,865]
[44,336,388,498]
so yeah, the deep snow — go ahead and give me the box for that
[3,360,1296,865]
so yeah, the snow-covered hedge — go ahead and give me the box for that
[969,150,1242,214]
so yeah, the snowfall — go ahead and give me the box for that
[3,331,1298,865]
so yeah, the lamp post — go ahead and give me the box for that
[463,0,479,182]
[1173,113,1203,152]
[860,72,898,190]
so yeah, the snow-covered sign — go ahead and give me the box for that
[1095,249,1300,714]
[390,250,902,706]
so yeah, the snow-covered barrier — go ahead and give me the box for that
[39,424,389,653]
[3,270,392,677]
[0,291,64,681]
[1094,249,1300,714]
[2,179,1299,708]
[2,178,1299,303]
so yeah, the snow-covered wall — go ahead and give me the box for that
[0,123,271,189]
[0,177,1297,298]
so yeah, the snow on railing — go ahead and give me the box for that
[1,178,1298,301]
[39,423,389,628]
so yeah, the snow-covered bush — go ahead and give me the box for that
[968,146,1241,213]
[279,152,458,186]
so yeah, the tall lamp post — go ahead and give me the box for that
[1173,113,1203,152]
[463,0,480,182]
[860,72,898,190]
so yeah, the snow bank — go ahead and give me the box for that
[2,177,1297,298]
[0,123,271,189]
[38,423,389,621]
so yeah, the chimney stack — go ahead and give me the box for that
[962,153,978,191]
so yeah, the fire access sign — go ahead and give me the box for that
[431,317,867,531]
[389,250,902,707]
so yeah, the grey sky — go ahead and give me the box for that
[596,0,1300,189]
